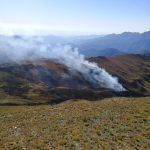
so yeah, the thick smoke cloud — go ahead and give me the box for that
[0,36,125,91]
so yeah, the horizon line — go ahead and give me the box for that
[0,30,149,37]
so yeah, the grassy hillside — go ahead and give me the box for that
[0,60,94,104]
[89,54,150,95]
[0,97,150,150]
[0,54,150,105]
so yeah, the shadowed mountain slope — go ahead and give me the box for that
[89,54,150,95]
[0,54,150,105]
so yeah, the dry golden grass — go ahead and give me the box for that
[0,97,150,150]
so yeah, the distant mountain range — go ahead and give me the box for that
[0,31,150,58]
[79,48,123,57]
[72,31,150,57]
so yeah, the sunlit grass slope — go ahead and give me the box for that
[0,97,150,150]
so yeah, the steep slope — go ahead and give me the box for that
[0,54,150,105]
[0,59,115,105]
[89,54,150,95]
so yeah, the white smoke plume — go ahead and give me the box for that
[0,35,125,91]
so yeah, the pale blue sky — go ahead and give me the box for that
[0,0,149,35]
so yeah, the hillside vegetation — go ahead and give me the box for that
[89,54,150,95]
[0,97,150,150]
[0,54,150,105]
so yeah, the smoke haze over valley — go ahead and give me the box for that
[0,31,150,102]
[0,35,125,91]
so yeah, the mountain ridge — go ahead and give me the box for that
[0,54,150,105]
[72,31,150,56]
